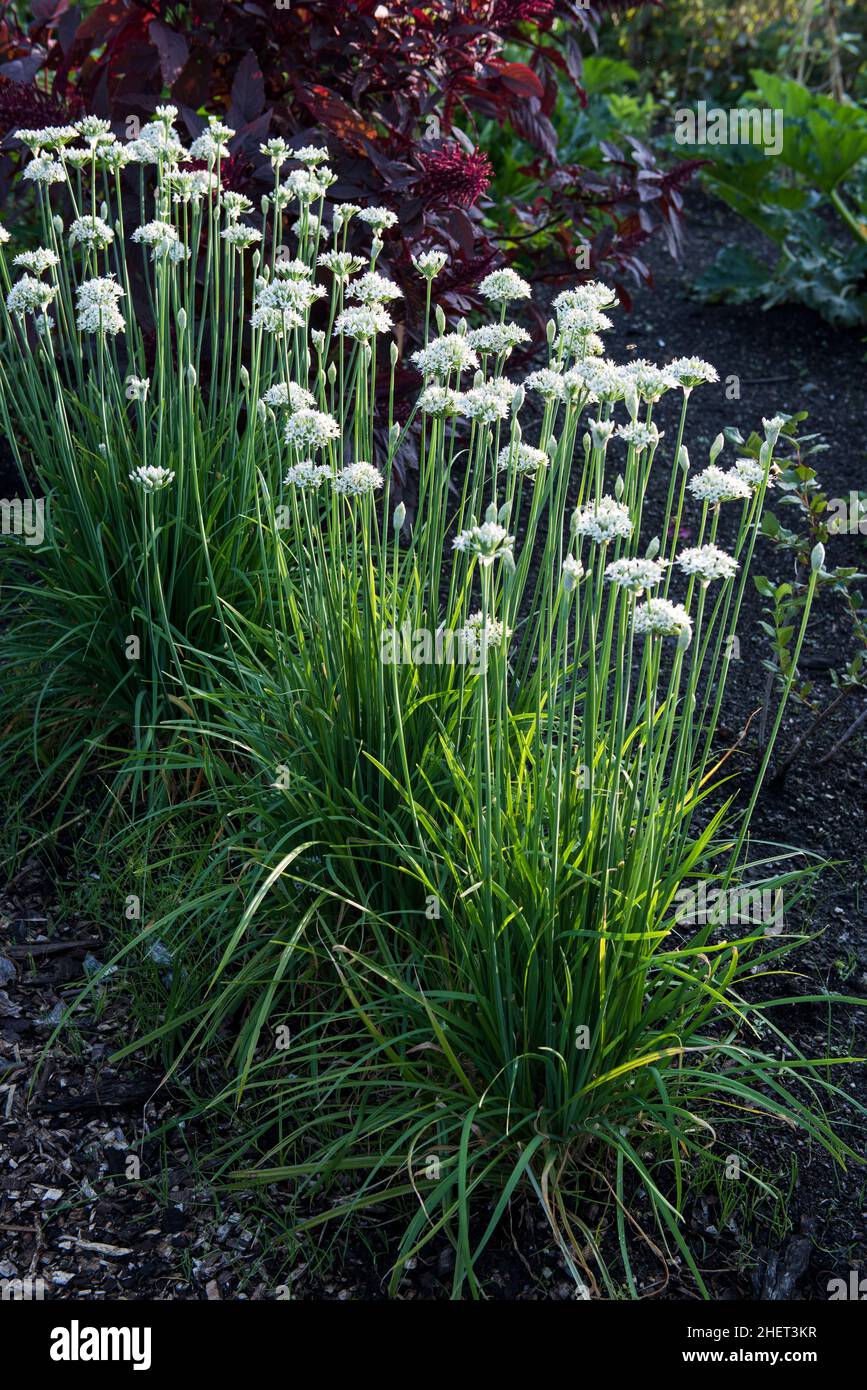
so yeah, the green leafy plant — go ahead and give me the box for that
[9,108,863,1301]
[693,71,867,324]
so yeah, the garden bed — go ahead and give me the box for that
[2,189,864,1302]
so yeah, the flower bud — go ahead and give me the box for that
[393,501,406,530]
[709,432,725,464]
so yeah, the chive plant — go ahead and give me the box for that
[3,110,861,1296]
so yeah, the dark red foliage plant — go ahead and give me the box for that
[0,0,694,316]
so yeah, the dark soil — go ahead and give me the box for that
[2,191,865,1301]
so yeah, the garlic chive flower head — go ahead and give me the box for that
[589,419,616,451]
[332,203,361,233]
[294,145,330,166]
[667,357,719,390]
[605,557,668,592]
[334,305,393,340]
[290,214,329,241]
[633,598,693,645]
[688,465,752,506]
[461,378,514,422]
[572,496,633,545]
[453,520,516,567]
[734,458,770,489]
[419,386,466,417]
[6,274,58,317]
[68,215,115,251]
[125,376,150,402]
[634,597,693,645]
[251,277,324,334]
[12,248,60,275]
[676,544,738,584]
[523,368,566,400]
[460,612,509,660]
[478,268,531,305]
[284,409,341,454]
[412,249,448,279]
[283,461,332,490]
[358,206,398,232]
[412,334,480,380]
[553,281,619,313]
[274,257,315,280]
[221,224,262,250]
[616,421,663,452]
[222,192,254,220]
[23,155,66,185]
[466,323,531,355]
[347,271,403,304]
[497,443,549,476]
[318,251,366,280]
[561,556,585,591]
[14,125,79,151]
[762,415,786,448]
[76,276,125,335]
[282,168,334,204]
[132,221,189,263]
[261,382,316,412]
[622,360,678,402]
[332,462,384,496]
[0,224,10,243]
[261,138,290,169]
[76,116,113,147]
[129,464,175,492]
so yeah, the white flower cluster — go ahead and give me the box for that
[572,496,633,545]
[261,382,316,412]
[68,215,115,250]
[667,357,719,390]
[284,409,341,454]
[460,611,509,659]
[497,443,549,476]
[466,323,530,355]
[283,461,332,490]
[129,464,175,492]
[676,544,738,584]
[251,277,325,334]
[616,421,663,452]
[12,248,60,275]
[523,368,565,400]
[412,249,448,278]
[332,462,384,496]
[347,271,402,305]
[76,277,125,335]
[334,305,393,340]
[6,274,57,317]
[605,557,668,591]
[478,269,531,305]
[132,220,188,263]
[412,334,480,380]
[461,377,514,423]
[452,521,516,567]
[633,598,693,644]
[688,466,753,505]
